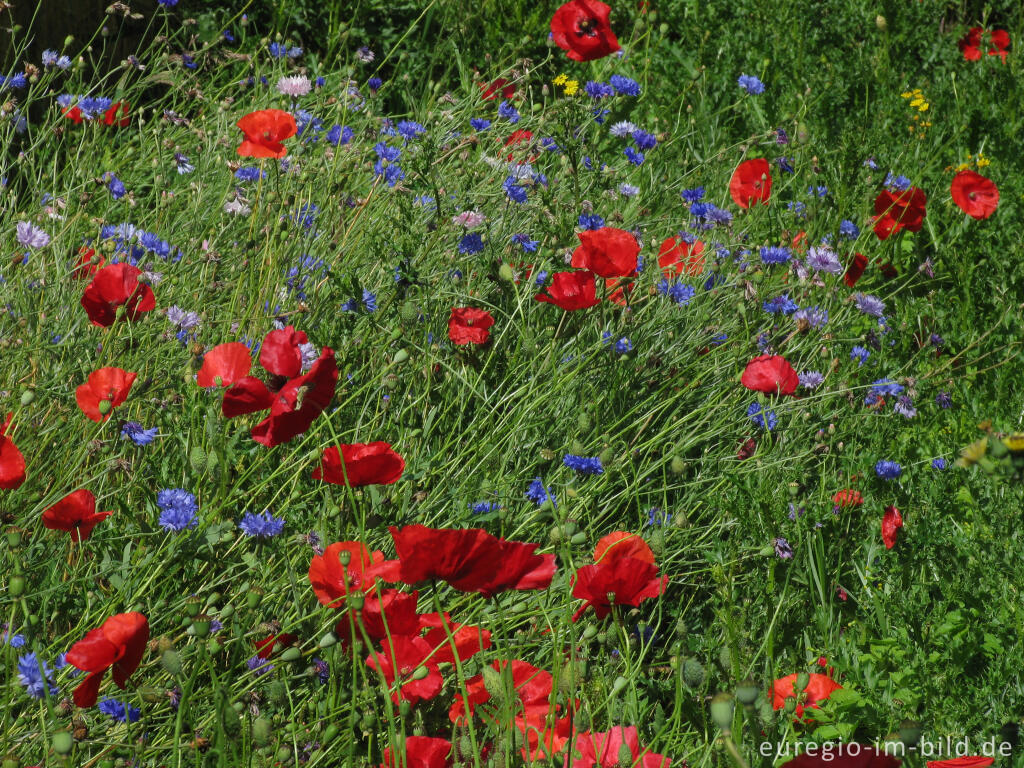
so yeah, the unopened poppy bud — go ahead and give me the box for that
[323,723,340,743]
[670,456,686,474]
[161,649,182,675]
[736,679,760,705]
[650,529,665,557]
[189,445,208,474]
[9,576,25,597]
[570,532,587,545]
[246,588,263,610]
[347,593,365,610]
[611,676,629,697]
[52,731,74,755]
[498,263,515,282]
[20,388,34,405]
[709,693,735,732]
[98,399,113,415]
[392,349,409,364]
[319,631,338,649]
[207,638,221,654]
[583,624,598,640]
[276,746,292,762]
[482,665,507,702]
[548,526,564,545]
[618,743,634,767]
[252,716,272,746]
[795,671,810,691]
[280,646,302,662]
[682,658,705,687]
[410,664,430,680]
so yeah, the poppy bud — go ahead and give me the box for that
[98,399,113,415]
[398,699,412,717]
[20,388,34,405]
[482,665,507,702]
[410,664,430,680]
[498,263,515,282]
[795,671,810,691]
[392,349,409,364]
[757,698,775,724]
[246,588,263,610]
[736,679,760,705]
[569,532,587,546]
[138,686,163,703]
[875,14,887,30]
[718,645,731,671]
[252,717,272,746]
[548,526,564,545]
[189,445,208,474]
[618,743,634,767]
[207,638,221,654]
[319,631,338,649]
[8,576,24,597]
[280,647,302,662]
[670,456,687,475]
[161,649,182,675]
[583,624,598,640]
[276,747,292,762]
[267,680,286,703]
[52,731,74,755]
[323,724,340,743]
[682,658,705,688]
[611,675,629,697]
[709,693,735,732]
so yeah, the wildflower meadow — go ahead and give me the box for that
[2,0,1024,766]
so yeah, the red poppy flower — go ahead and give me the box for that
[605,276,634,306]
[80,263,156,327]
[236,109,297,159]
[63,105,84,124]
[367,634,444,705]
[568,726,671,768]
[593,531,656,565]
[480,77,516,101]
[740,355,799,396]
[253,632,299,660]
[833,489,864,508]
[314,442,405,486]
[872,187,927,240]
[958,27,1009,61]
[729,158,772,208]
[65,612,149,708]
[260,326,308,379]
[72,247,105,279]
[951,170,999,220]
[843,253,868,288]
[571,554,667,621]
[308,541,398,608]
[550,0,621,62]
[881,506,903,549]
[534,270,600,311]
[658,237,706,278]
[0,413,25,490]
[419,614,491,665]
[76,367,137,422]
[42,490,112,542]
[448,307,495,345]
[250,348,338,447]
[927,758,994,768]
[197,343,253,388]
[103,101,130,127]
[336,589,421,646]
[771,672,842,720]
[570,227,640,278]
[383,737,453,768]
[737,437,757,461]
[781,748,899,768]
[389,525,556,598]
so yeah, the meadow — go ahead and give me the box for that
[2,0,1024,766]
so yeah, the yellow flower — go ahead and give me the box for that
[553,74,567,86]
[900,91,913,98]
[917,102,929,112]
[954,162,970,172]
[563,79,579,96]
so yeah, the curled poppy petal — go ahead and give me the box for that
[42,489,113,542]
[80,263,156,328]
[740,355,799,396]
[314,442,405,486]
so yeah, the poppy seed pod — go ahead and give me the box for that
[710,693,735,732]
[52,731,74,755]
[736,679,760,705]
[160,649,182,675]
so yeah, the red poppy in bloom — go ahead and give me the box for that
[480,77,516,101]
[593,531,656,565]
[76,367,137,423]
[0,413,25,490]
[872,187,927,240]
[65,612,149,708]
[534,270,601,311]
[833,489,864,508]
[771,672,843,720]
[571,552,668,621]
[419,613,492,665]
[383,737,453,768]
[927,758,994,768]
[550,0,621,62]
[843,253,868,288]
[781,748,899,768]
[568,726,672,768]
[389,525,556,598]
[570,227,640,279]
[62,105,84,124]
[236,109,298,159]
[197,343,253,388]
[729,158,773,208]
[308,541,398,608]
[260,326,309,379]
[42,490,113,542]
[80,263,156,327]
[336,589,421,647]
[103,101,131,127]
[254,632,299,660]
[658,237,706,278]
[604,275,634,307]
[367,634,444,705]
[951,170,999,220]
[741,355,799,396]
[314,442,405,486]
[448,307,495,345]
[958,27,1010,61]
[882,506,903,549]
[250,348,338,447]
[72,247,105,279]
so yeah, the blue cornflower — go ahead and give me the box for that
[609,75,640,96]
[17,653,57,699]
[893,395,917,419]
[623,147,644,166]
[794,306,828,329]
[614,337,633,355]
[470,118,491,131]
[759,246,791,265]
[774,537,794,559]
[631,130,657,151]
[618,183,640,197]
[563,455,604,475]
[884,172,911,191]
[935,391,952,409]
[787,201,806,217]
[763,294,799,315]
[314,658,330,684]
[647,508,671,526]
[98,698,141,723]
[234,166,265,182]
[121,422,158,446]
[397,120,426,141]
[1,73,27,90]
[470,501,502,514]
[738,74,765,94]
[525,478,556,507]
[932,458,947,470]
[869,378,904,397]
[41,50,58,67]
[497,100,520,123]
[875,460,902,480]
[367,77,383,92]
[855,293,886,318]
[584,80,614,99]
[362,289,377,313]
[775,127,790,145]
[777,157,794,173]
[808,185,828,198]
[105,174,127,200]
[747,402,777,431]
[373,142,401,162]
[503,176,528,204]
[578,213,604,230]
[174,154,194,174]
[157,489,199,532]
[511,233,539,252]
[850,346,870,366]
[798,371,824,390]
[247,657,273,677]
[458,233,484,255]
[839,220,860,240]
[680,187,705,204]
[806,245,843,274]
[656,280,696,306]
[326,124,353,146]
[340,298,359,313]
[78,96,114,119]
[238,510,285,538]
